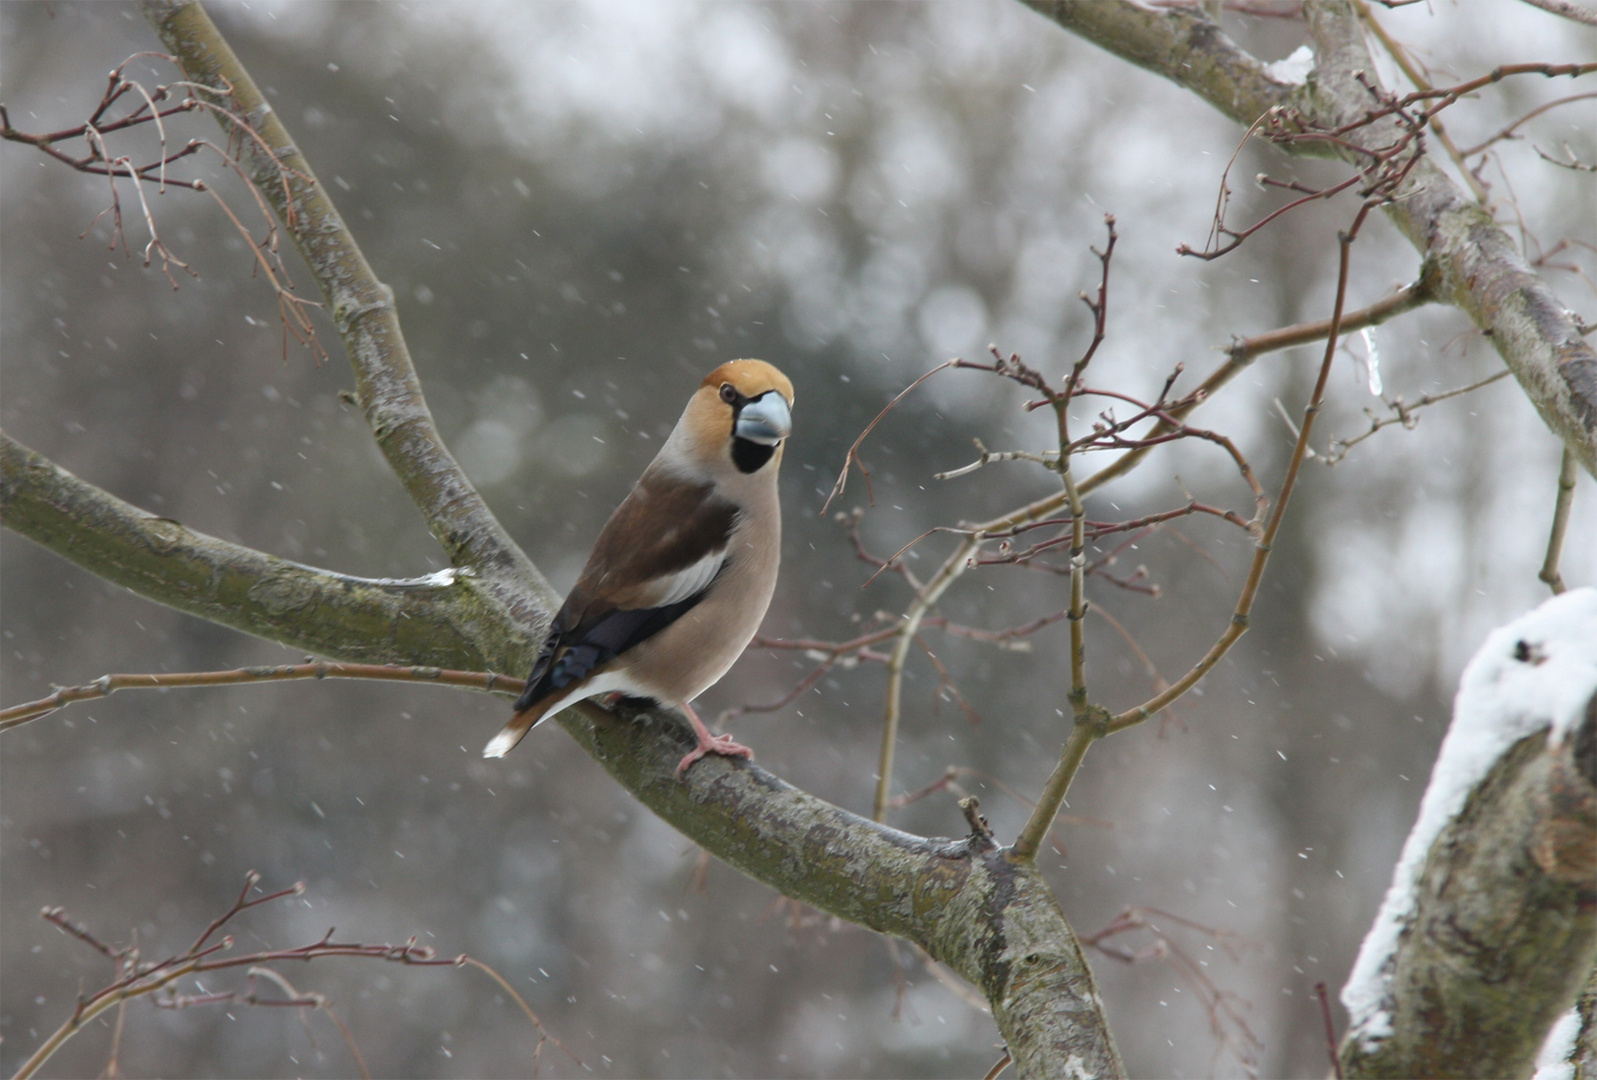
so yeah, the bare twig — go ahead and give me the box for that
[1316,981,1345,1080]
[1184,46,1597,260]
[1,661,520,731]
[246,968,369,1079]
[934,438,1058,480]
[1080,906,1263,1073]
[459,956,584,1075]
[1319,368,1513,463]
[822,360,959,513]
[1089,602,1175,722]
[14,872,473,1080]
[838,507,924,589]
[1456,92,1597,158]
[1066,215,1117,396]
[1539,446,1579,594]
[864,223,1126,824]
[1079,271,1436,497]
[1534,143,1597,172]
[1105,199,1381,739]
[0,54,328,359]
[1354,0,1490,204]
[103,999,127,1080]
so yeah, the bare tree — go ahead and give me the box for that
[2,2,1593,1077]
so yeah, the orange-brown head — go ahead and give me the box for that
[670,360,794,476]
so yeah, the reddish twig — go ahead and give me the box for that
[19,873,446,1080]
[822,359,959,513]
[1082,906,1263,1073]
[1,661,522,731]
[1316,981,1345,1080]
[18,872,576,1080]
[0,54,325,360]
[1456,91,1597,157]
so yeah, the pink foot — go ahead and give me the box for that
[675,732,754,777]
[674,701,754,777]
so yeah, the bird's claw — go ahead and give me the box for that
[675,732,753,778]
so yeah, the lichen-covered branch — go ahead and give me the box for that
[1339,591,1597,1079]
[558,700,1125,1077]
[1023,0,1597,476]
[1304,3,1597,477]
[139,0,555,628]
[1339,711,1597,1078]
[1574,965,1597,1077]
[1019,1,1302,130]
[2,9,1132,1073]
[0,430,510,673]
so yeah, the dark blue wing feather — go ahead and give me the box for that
[512,592,708,713]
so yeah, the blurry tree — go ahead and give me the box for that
[2,1,1594,1078]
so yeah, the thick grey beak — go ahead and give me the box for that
[735,392,791,445]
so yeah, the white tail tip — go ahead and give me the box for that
[482,729,517,759]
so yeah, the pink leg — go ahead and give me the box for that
[675,701,753,777]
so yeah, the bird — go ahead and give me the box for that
[484,359,793,776]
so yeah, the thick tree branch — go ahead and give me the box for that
[1020,1,1302,129]
[0,430,510,673]
[1574,965,1597,1075]
[1339,592,1597,1078]
[1023,0,1597,476]
[1340,712,1597,1078]
[1305,3,1597,476]
[139,0,555,627]
[560,701,1125,1078]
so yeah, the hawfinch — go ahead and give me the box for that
[485,359,793,775]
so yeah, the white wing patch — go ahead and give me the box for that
[644,548,726,608]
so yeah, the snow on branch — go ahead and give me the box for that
[1342,588,1597,1077]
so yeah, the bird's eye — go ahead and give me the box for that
[719,383,738,404]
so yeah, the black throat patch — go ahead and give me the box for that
[731,437,776,474]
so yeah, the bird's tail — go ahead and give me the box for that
[483,697,555,759]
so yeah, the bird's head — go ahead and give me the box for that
[676,359,794,476]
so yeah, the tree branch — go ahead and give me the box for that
[1019,1,1302,130]
[1,661,519,732]
[3,413,1126,1076]
[4,10,1134,1074]
[1340,710,1597,1077]
[0,431,510,673]
[1339,592,1597,1078]
[1304,2,1597,477]
[1023,0,1597,476]
[1541,447,1580,594]
[560,699,1125,1077]
[138,0,556,625]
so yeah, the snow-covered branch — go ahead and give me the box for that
[1341,589,1597,1078]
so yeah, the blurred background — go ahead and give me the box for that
[3,2,1593,1076]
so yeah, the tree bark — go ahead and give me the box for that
[1,430,507,673]
[1339,701,1597,1078]
[1334,594,1597,1079]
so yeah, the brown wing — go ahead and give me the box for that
[512,469,738,713]
[571,468,739,611]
